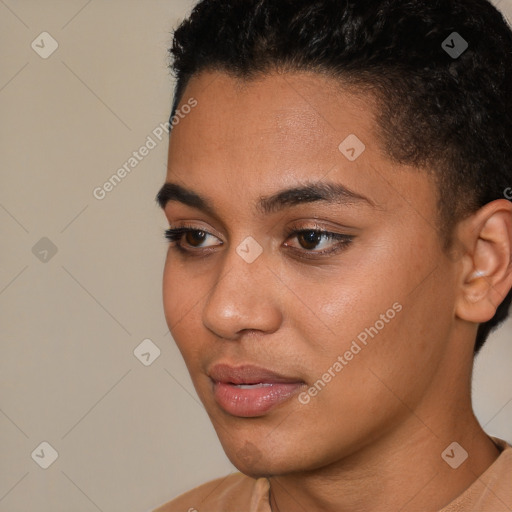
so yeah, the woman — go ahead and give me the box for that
[154,0,512,510]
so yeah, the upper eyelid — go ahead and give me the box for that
[166,225,344,236]
[165,226,351,246]
[167,223,224,240]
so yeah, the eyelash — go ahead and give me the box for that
[164,224,354,258]
[164,225,214,255]
[282,226,353,257]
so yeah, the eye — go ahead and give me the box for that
[283,228,354,256]
[164,225,354,258]
[164,226,222,251]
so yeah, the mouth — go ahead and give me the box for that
[208,363,305,417]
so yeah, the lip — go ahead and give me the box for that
[209,363,305,417]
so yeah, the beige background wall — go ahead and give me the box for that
[1,1,511,510]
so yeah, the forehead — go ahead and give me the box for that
[166,70,438,222]
[170,70,376,162]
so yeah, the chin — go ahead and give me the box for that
[218,435,306,478]
[230,455,290,479]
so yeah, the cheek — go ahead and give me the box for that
[162,256,182,326]
[294,233,451,399]
[162,253,204,319]
[315,265,455,419]
[283,242,404,355]
[162,256,205,358]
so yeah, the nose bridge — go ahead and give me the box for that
[201,244,282,339]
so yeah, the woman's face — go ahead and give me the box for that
[160,70,459,476]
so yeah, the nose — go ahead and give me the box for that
[201,248,283,340]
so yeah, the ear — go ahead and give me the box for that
[455,199,512,323]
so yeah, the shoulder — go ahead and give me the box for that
[487,436,512,478]
[152,472,270,512]
[441,436,512,512]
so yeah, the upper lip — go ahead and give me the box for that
[208,363,304,385]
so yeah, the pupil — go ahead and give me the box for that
[300,231,321,249]
[186,231,206,246]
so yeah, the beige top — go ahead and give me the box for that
[154,437,512,512]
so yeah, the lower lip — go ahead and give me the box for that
[212,380,304,417]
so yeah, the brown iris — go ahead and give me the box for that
[297,231,322,250]
[186,230,208,247]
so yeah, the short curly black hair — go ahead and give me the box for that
[168,0,512,354]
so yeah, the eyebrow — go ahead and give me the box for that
[156,181,376,215]
[257,181,375,214]
[156,182,216,216]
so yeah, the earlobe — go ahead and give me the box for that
[455,199,512,324]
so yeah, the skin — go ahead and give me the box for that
[159,70,512,512]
